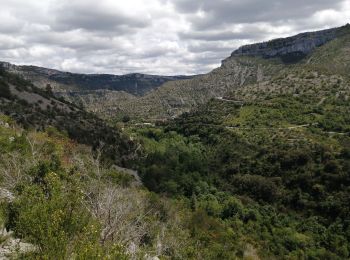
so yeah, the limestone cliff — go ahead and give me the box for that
[231,24,349,63]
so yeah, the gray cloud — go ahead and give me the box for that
[187,42,234,54]
[172,0,345,29]
[0,0,348,75]
[52,3,150,32]
[179,25,269,41]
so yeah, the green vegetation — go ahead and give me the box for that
[1,25,350,259]
[0,81,12,100]
[0,117,208,259]
[0,69,135,165]
[132,90,350,258]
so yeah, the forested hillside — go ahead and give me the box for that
[0,68,135,165]
[0,116,211,259]
[129,27,350,258]
[0,24,349,259]
[133,75,350,258]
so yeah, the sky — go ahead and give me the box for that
[0,0,349,75]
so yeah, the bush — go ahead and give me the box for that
[0,81,12,100]
[230,175,281,202]
[7,161,128,259]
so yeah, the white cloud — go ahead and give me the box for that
[310,2,350,28]
[0,34,25,49]
[0,0,348,75]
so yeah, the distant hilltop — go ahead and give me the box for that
[0,61,194,96]
[231,24,350,63]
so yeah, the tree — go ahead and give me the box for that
[122,115,130,123]
[0,81,12,99]
[45,84,53,95]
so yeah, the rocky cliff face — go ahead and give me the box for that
[231,25,349,62]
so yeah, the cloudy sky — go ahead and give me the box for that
[0,0,349,75]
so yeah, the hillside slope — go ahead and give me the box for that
[0,116,210,259]
[119,24,350,119]
[0,68,135,164]
[0,23,349,260]
[0,62,192,96]
[128,26,350,257]
[71,24,349,120]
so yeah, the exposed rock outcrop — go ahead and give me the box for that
[231,25,350,62]
[0,228,36,259]
[0,188,14,202]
